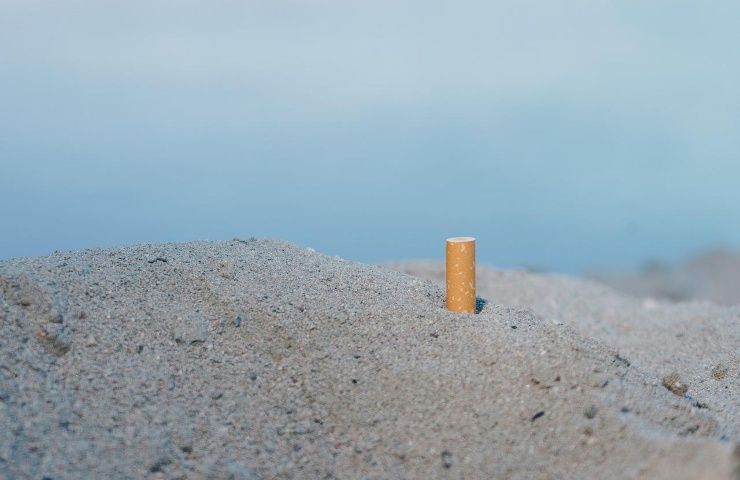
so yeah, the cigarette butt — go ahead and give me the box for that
[446,237,476,313]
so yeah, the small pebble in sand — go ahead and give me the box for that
[440,450,454,469]
[234,315,242,327]
[711,364,728,380]
[35,324,72,356]
[662,373,688,396]
[531,411,545,422]
[584,405,598,419]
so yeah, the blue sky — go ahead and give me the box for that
[2,1,740,272]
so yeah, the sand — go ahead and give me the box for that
[1,239,738,479]
[390,261,740,440]
[590,249,740,306]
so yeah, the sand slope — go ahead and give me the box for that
[390,262,740,441]
[1,240,738,479]
[591,249,740,306]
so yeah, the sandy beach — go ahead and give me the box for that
[1,239,738,479]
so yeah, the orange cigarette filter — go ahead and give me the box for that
[446,237,476,313]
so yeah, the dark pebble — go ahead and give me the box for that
[149,457,171,473]
[531,411,545,422]
[440,450,454,469]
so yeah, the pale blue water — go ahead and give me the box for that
[2,1,740,272]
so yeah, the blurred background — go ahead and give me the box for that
[2,0,740,275]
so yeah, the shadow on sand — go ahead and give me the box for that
[476,296,488,314]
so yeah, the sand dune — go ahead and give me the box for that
[1,239,738,479]
[591,249,740,306]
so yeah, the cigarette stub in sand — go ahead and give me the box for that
[446,237,476,313]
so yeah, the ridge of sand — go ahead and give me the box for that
[591,249,740,306]
[1,239,738,479]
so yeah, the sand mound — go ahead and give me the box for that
[1,240,738,479]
